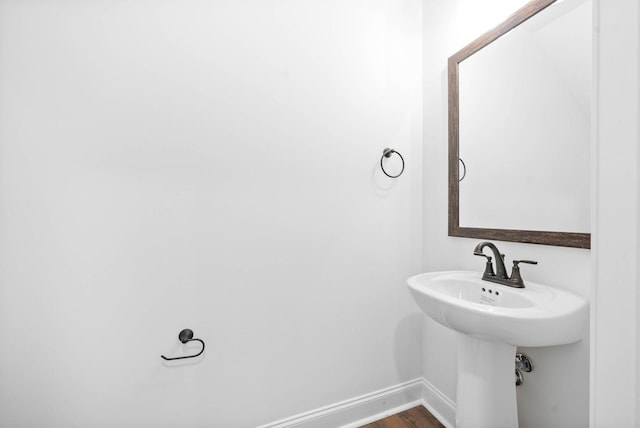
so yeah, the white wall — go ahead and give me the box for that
[423,1,591,427]
[590,0,640,426]
[0,1,423,427]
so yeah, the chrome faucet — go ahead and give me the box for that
[473,241,537,288]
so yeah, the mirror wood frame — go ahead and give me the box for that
[447,0,590,249]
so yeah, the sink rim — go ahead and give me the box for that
[408,270,586,314]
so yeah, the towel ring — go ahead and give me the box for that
[380,148,405,178]
[161,329,205,361]
[459,158,467,182]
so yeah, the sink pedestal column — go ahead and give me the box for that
[456,333,518,428]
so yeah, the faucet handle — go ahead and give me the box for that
[509,260,537,288]
[474,252,495,277]
[513,260,538,267]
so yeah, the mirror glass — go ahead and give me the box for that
[449,0,591,248]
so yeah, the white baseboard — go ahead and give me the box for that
[256,377,456,428]
[420,378,456,428]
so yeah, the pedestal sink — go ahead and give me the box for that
[407,271,588,428]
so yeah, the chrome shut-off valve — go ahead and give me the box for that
[515,353,533,386]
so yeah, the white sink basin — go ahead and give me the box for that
[407,270,589,428]
[407,270,588,347]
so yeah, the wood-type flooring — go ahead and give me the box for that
[359,405,446,428]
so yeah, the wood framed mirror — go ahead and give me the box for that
[448,0,591,249]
